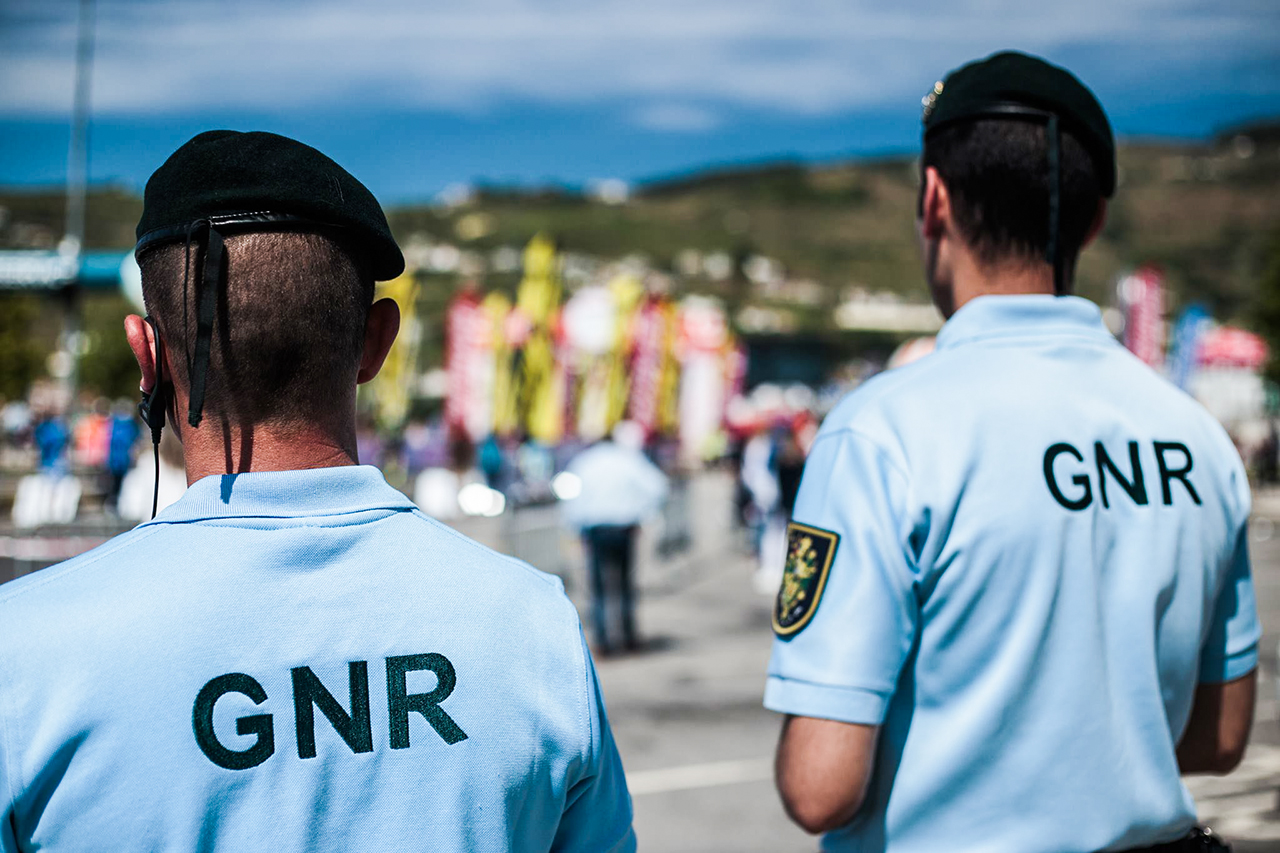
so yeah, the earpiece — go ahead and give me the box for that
[137,316,167,443]
[137,316,167,520]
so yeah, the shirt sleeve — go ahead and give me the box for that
[0,661,17,853]
[1198,516,1261,684]
[552,632,636,853]
[764,429,919,725]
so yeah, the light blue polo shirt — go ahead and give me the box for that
[0,465,634,853]
[765,295,1260,853]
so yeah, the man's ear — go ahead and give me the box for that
[920,166,950,241]
[1081,198,1107,251]
[357,298,401,384]
[125,314,158,393]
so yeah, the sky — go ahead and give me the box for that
[1,0,1278,203]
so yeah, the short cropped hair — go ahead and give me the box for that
[922,120,1103,283]
[139,231,375,427]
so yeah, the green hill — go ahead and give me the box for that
[389,136,1280,322]
[3,125,1278,334]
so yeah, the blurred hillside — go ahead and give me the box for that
[388,129,1280,323]
[2,124,1278,330]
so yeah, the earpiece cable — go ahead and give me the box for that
[151,440,160,520]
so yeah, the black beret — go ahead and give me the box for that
[135,130,404,280]
[922,51,1115,197]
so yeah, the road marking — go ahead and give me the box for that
[628,757,773,796]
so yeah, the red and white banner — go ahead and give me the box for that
[677,296,732,463]
[629,297,668,435]
[679,295,729,353]
[444,292,494,441]
[1121,267,1165,368]
[1198,326,1268,371]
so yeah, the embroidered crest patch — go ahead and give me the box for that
[773,522,840,639]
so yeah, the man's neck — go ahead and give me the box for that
[179,419,359,485]
[948,255,1056,315]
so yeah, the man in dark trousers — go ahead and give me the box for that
[563,421,669,655]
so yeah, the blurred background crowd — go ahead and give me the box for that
[4,206,1279,568]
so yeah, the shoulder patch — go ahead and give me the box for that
[773,521,840,639]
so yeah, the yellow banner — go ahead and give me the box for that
[369,274,420,430]
[514,234,564,443]
[485,291,517,436]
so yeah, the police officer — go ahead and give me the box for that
[0,131,634,852]
[561,420,669,655]
[764,52,1259,852]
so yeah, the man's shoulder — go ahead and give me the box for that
[0,526,174,667]
[1083,347,1246,471]
[818,355,957,443]
[379,512,589,677]
[0,524,164,616]
[383,511,587,642]
[400,508,570,598]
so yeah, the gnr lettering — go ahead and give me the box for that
[193,652,468,771]
[1042,440,1202,511]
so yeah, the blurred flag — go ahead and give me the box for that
[486,291,517,436]
[565,284,617,441]
[1120,267,1165,368]
[629,294,679,438]
[514,234,564,443]
[605,273,645,430]
[445,286,496,441]
[677,296,731,463]
[655,300,681,436]
[1198,326,1268,371]
[1166,304,1210,389]
[369,274,420,429]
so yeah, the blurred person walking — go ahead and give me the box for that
[774,423,806,522]
[13,407,81,528]
[1,398,32,451]
[0,131,633,853]
[479,432,506,489]
[742,423,780,559]
[72,398,111,470]
[765,53,1257,853]
[748,421,810,595]
[104,399,141,512]
[32,408,70,476]
[562,421,668,656]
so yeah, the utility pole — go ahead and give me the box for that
[57,0,95,410]
[64,0,94,258]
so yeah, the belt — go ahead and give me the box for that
[1111,826,1229,853]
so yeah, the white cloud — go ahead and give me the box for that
[632,104,720,132]
[1,0,1275,121]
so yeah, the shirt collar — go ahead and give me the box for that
[935,294,1114,351]
[142,464,415,525]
